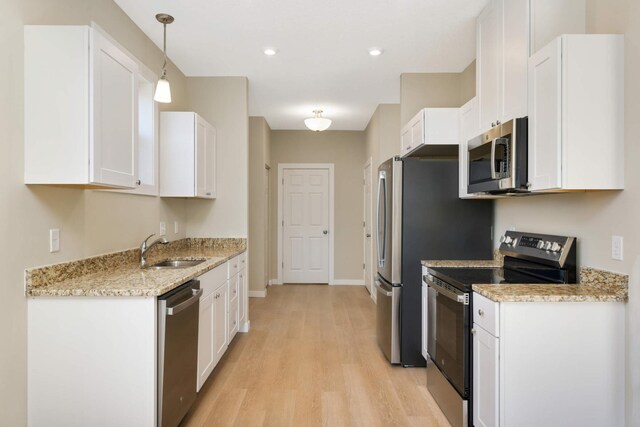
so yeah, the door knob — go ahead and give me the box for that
[366,234,371,238]
[323,230,328,235]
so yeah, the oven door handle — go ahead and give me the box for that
[424,275,468,304]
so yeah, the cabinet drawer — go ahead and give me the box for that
[200,263,228,297]
[474,293,500,337]
[228,274,238,303]
[227,256,239,279]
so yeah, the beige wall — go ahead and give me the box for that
[269,131,366,281]
[492,0,638,423]
[184,77,249,238]
[459,61,477,105]
[400,73,466,126]
[248,117,272,292]
[0,0,192,424]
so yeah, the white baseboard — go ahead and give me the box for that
[269,279,282,286]
[331,279,365,286]
[239,320,250,333]
[248,290,267,298]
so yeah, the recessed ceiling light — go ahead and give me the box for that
[264,48,278,56]
[369,48,383,56]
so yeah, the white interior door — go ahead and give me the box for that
[264,167,270,287]
[363,161,373,298]
[282,168,330,283]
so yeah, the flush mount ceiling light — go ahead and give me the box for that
[368,48,383,56]
[153,13,174,103]
[264,48,278,56]
[304,110,332,132]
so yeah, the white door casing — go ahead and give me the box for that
[363,159,374,300]
[278,164,334,284]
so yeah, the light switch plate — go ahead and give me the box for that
[159,222,166,236]
[611,235,623,261]
[49,228,60,253]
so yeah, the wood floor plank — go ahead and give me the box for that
[182,285,451,427]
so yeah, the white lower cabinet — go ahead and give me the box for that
[197,253,248,391]
[472,293,625,427]
[213,280,228,363]
[197,292,215,391]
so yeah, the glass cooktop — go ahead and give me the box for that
[428,267,562,291]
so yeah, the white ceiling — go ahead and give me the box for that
[114,0,487,130]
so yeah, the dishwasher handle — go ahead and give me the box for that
[167,288,203,316]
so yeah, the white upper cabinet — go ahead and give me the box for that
[400,108,460,157]
[24,25,138,188]
[476,0,586,134]
[528,35,624,192]
[160,112,217,199]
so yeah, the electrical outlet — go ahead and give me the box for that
[611,235,623,261]
[174,221,179,234]
[159,222,166,236]
[49,229,60,253]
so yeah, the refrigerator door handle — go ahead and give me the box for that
[376,171,386,268]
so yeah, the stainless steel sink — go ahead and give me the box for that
[145,259,206,269]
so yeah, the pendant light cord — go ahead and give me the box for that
[162,22,167,77]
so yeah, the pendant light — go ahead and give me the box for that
[304,110,332,131]
[154,13,174,103]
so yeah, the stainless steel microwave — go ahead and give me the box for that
[467,117,529,194]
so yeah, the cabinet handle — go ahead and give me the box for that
[471,328,476,334]
[233,289,236,294]
[407,145,412,150]
[136,179,141,186]
[491,122,496,127]
[478,309,484,317]
[496,120,501,125]
[206,192,212,196]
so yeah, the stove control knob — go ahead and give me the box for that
[504,236,513,245]
[536,240,545,249]
[511,238,518,247]
[499,235,506,244]
[551,242,562,252]
[543,241,552,251]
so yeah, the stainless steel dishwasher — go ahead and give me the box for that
[157,279,202,427]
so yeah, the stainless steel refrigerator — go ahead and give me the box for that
[375,156,493,366]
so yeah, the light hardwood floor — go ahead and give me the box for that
[182,285,451,427]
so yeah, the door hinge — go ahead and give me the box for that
[363,221,365,227]
[282,178,284,185]
[282,261,284,268]
[363,263,365,270]
[282,220,284,226]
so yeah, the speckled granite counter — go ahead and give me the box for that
[422,259,628,303]
[25,238,246,297]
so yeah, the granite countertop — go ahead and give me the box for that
[422,259,628,303]
[25,238,246,297]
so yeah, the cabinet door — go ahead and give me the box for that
[238,269,246,328]
[195,115,207,198]
[410,113,424,150]
[213,283,228,364]
[228,297,238,342]
[473,325,499,427]
[90,29,138,188]
[401,125,412,156]
[477,0,501,133]
[197,292,215,391]
[204,123,217,199]
[501,0,529,123]
[528,38,562,191]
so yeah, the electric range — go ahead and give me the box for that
[422,231,577,427]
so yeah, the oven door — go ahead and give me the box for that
[426,276,470,398]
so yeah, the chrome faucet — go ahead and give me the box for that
[140,233,169,268]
